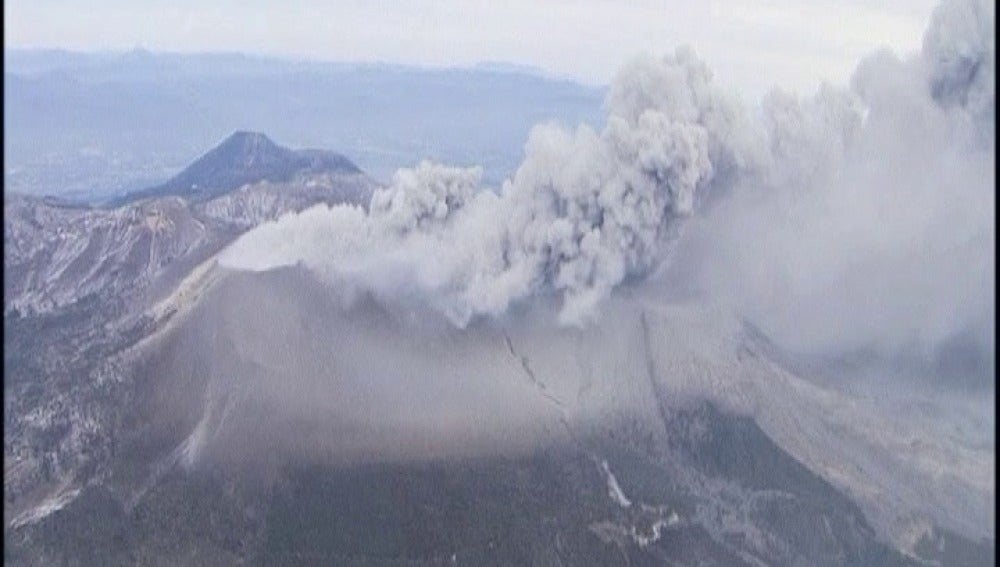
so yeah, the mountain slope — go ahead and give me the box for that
[4,134,373,316]
[119,131,362,204]
[3,138,375,542]
[5,264,991,565]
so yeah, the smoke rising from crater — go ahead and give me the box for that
[666,0,994,374]
[221,48,758,327]
[221,0,994,370]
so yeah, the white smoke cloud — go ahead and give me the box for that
[922,0,995,144]
[221,48,755,327]
[668,0,995,370]
[221,0,993,372]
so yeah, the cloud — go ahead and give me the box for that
[221,0,993,377]
[667,0,994,374]
[220,48,755,327]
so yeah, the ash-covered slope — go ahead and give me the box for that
[120,131,362,204]
[5,264,991,565]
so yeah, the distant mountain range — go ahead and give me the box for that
[3,48,605,201]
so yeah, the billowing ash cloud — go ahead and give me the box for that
[221,48,757,326]
[923,0,995,143]
[667,0,995,370]
[222,0,994,368]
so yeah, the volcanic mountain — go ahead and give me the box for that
[4,259,993,565]
[3,0,995,558]
[4,124,994,564]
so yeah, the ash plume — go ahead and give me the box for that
[668,0,995,376]
[220,48,757,327]
[221,0,994,372]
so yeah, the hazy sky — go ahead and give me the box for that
[6,0,939,98]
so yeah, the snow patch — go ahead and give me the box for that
[9,484,81,529]
[601,459,632,508]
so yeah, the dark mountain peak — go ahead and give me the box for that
[118,132,362,205]
[224,129,269,142]
[198,130,290,174]
[219,130,281,154]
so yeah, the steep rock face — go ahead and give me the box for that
[192,172,373,230]
[4,171,373,317]
[4,194,223,315]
